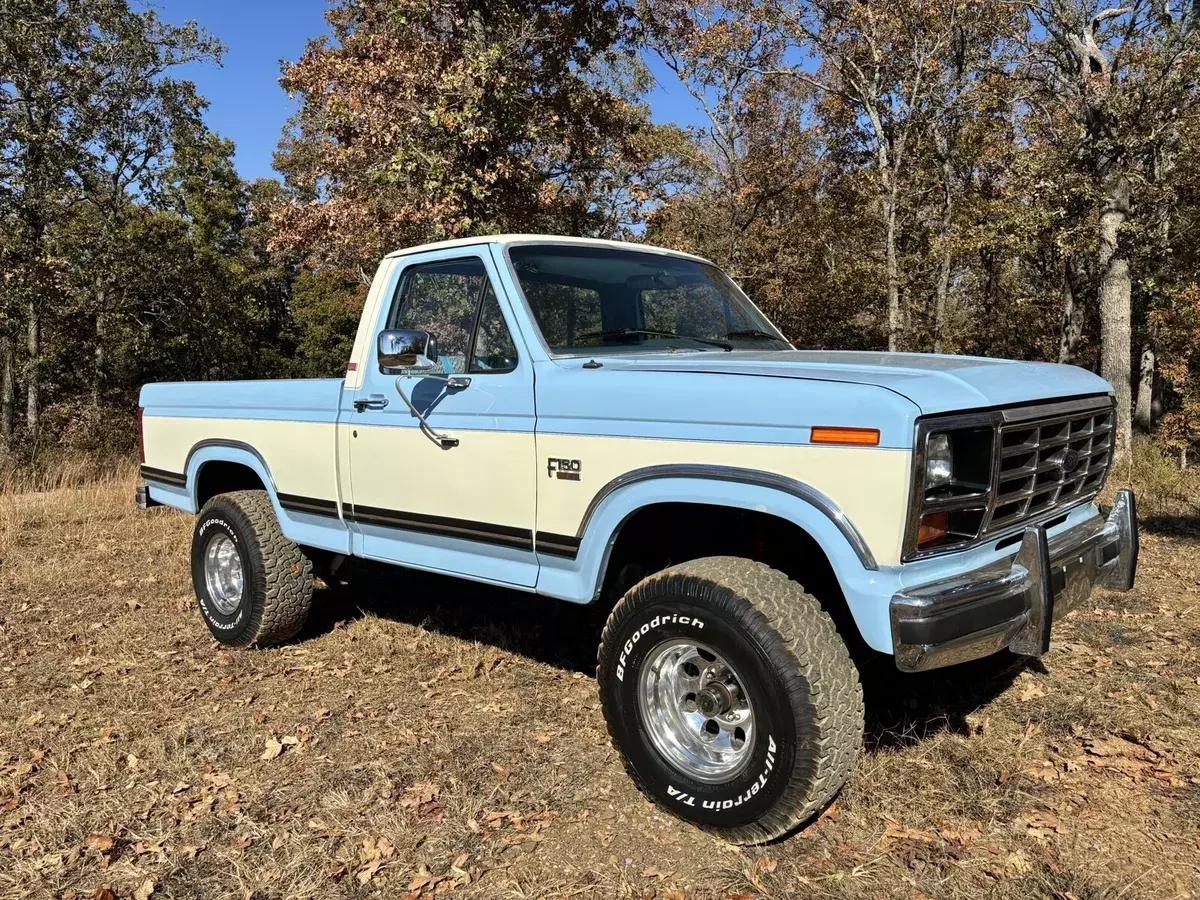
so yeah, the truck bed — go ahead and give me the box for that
[138,378,347,519]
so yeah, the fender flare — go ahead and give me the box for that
[582,465,877,571]
[535,465,880,607]
[184,439,280,513]
[183,439,353,555]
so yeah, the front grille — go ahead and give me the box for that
[983,403,1113,534]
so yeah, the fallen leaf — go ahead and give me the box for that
[133,878,156,900]
[357,859,383,885]
[408,863,434,891]
[881,815,938,845]
[260,738,284,760]
[400,780,439,809]
[84,833,115,853]
[1016,680,1046,702]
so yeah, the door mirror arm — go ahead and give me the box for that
[393,373,463,450]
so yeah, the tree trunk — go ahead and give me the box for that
[93,301,105,408]
[1058,255,1084,364]
[1134,344,1154,433]
[884,188,901,352]
[1098,174,1132,460]
[933,129,953,354]
[1,333,14,443]
[25,301,40,434]
[933,185,952,353]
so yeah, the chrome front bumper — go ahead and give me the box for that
[890,489,1138,672]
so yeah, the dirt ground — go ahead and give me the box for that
[1,470,1198,899]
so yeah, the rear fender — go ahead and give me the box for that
[184,441,352,555]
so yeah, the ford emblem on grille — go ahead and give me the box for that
[1054,447,1082,476]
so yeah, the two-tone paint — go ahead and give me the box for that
[139,234,1116,656]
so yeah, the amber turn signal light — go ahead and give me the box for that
[917,511,949,547]
[810,426,881,446]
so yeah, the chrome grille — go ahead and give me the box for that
[983,404,1113,534]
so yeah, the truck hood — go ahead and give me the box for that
[621,350,1112,415]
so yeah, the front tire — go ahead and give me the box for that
[596,557,863,844]
[191,490,314,647]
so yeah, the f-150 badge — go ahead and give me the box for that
[548,458,582,481]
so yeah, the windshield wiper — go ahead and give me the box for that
[572,328,732,351]
[726,329,785,342]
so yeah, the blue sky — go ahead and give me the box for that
[155,0,705,182]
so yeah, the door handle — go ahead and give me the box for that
[353,394,389,412]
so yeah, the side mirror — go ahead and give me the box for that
[378,329,438,372]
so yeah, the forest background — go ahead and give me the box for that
[5,0,1200,469]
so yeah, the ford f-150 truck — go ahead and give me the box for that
[137,234,1138,844]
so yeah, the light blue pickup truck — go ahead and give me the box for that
[138,234,1138,843]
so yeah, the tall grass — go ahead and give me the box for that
[1119,439,1200,516]
[0,452,138,495]
[0,454,139,559]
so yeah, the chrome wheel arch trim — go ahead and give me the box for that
[578,463,879,572]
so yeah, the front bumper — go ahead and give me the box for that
[890,489,1138,672]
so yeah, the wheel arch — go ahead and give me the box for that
[537,467,885,649]
[186,440,279,512]
[184,439,353,556]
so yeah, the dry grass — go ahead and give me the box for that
[1,460,1198,899]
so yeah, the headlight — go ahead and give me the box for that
[925,433,953,490]
[906,421,997,559]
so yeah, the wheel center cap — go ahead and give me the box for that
[696,682,734,718]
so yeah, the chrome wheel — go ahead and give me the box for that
[203,533,244,615]
[638,640,755,784]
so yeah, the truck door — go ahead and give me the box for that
[345,247,538,588]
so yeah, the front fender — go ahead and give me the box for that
[534,470,893,649]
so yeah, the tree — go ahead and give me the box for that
[758,0,971,351]
[0,0,220,442]
[273,0,685,275]
[1014,0,1200,458]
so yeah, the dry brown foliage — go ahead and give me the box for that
[0,466,1197,898]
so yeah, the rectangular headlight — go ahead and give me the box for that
[925,433,953,489]
[906,421,996,557]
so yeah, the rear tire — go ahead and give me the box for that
[596,556,863,844]
[191,490,314,647]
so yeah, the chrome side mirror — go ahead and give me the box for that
[378,329,438,372]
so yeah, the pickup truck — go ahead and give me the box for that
[137,234,1138,844]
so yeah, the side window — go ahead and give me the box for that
[387,258,517,375]
[471,283,518,372]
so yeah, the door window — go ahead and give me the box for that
[471,285,519,372]
[387,258,517,375]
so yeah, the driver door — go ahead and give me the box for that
[346,248,538,588]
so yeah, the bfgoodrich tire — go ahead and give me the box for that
[596,556,863,844]
[191,490,314,647]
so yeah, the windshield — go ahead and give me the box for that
[508,245,792,355]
